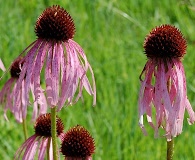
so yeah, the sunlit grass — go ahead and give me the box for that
[1,0,195,159]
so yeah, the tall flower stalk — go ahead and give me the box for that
[13,5,96,159]
[167,139,174,160]
[138,24,195,159]
[51,107,57,160]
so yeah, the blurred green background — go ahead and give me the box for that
[1,0,195,159]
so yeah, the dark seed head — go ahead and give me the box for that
[34,113,64,137]
[35,5,75,41]
[144,24,187,59]
[61,125,95,158]
[10,57,24,78]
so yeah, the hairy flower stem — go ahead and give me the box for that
[22,118,28,140]
[51,107,57,160]
[167,139,174,160]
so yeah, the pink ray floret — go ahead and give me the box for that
[139,59,195,140]
[0,58,6,72]
[15,39,96,111]
[14,135,53,160]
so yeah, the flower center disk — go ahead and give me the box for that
[34,113,64,137]
[61,125,95,158]
[35,5,75,41]
[144,24,187,59]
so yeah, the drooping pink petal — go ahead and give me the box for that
[45,42,61,107]
[0,58,6,71]
[186,99,195,124]
[23,40,43,113]
[32,41,47,104]
[65,42,81,104]
[178,61,195,125]
[171,62,185,136]
[14,135,37,159]
[13,64,27,113]
[69,40,96,105]
[22,79,28,119]
[139,60,155,135]
[51,43,60,105]
[22,138,39,160]
[59,45,65,82]
[14,40,41,113]
[12,80,24,123]
[69,39,89,70]
[0,78,15,120]
[37,138,51,160]
[57,40,96,110]
[31,84,47,122]
[49,139,54,160]
[58,42,77,110]
[45,43,53,106]
[86,64,96,106]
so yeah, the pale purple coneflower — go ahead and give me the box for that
[15,5,96,111]
[14,113,64,160]
[61,125,95,160]
[0,57,47,122]
[139,24,195,141]
[0,58,6,71]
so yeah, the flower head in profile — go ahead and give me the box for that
[15,5,96,111]
[139,24,195,141]
[0,58,5,71]
[61,125,95,160]
[14,113,64,160]
[0,57,47,122]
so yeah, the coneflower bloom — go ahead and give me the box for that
[0,57,47,122]
[14,5,96,111]
[14,113,64,160]
[139,24,195,141]
[0,58,5,71]
[61,125,95,160]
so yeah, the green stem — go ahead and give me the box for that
[167,139,174,160]
[22,118,28,140]
[51,107,57,160]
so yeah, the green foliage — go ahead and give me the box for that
[1,0,195,159]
